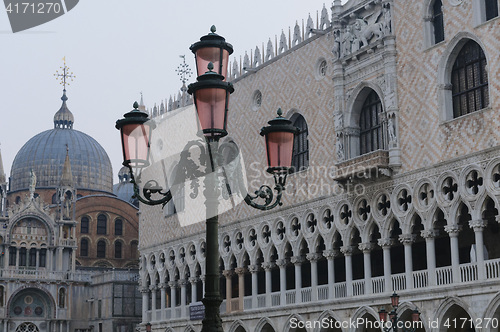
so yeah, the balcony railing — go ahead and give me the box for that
[142,258,500,320]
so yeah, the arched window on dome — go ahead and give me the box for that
[114,219,123,236]
[115,241,122,259]
[97,214,107,235]
[81,216,89,234]
[360,90,384,155]
[81,239,89,257]
[97,240,106,258]
[291,113,309,172]
[451,40,489,117]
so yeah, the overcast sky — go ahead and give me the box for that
[0,0,343,183]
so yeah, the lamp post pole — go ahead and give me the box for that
[202,138,223,331]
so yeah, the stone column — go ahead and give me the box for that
[359,243,375,294]
[222,270,234,313]
[248,264,259,309]
[180,279,188,317]
[306,253,322,301]
[48,248,53,271]
[323,250,337,298]
[4,247,9,269]
[291,256,305,303]
[15,248,19,269]
[71,248,76,273]
[470,220,488,280]
[140,287,149,322]
[421,230,438,286]
[399,234,416,289]
[276,259,287,306]
[168,281,177,316]
[36,249,40,269]
[235,267,246,311]
[57,247,64,271]
[159,283,167,320]
[150,285,157,321]
[200,274,206,296]
[341,246,354,296]
[445,225,461,283]
[189,277,198,304]
[378,238,393,293]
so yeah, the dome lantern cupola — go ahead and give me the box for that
[53,89,74,129]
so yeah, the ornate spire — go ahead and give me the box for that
[53,58,76,129]
[0,143,5,184]
[60,145,74,187]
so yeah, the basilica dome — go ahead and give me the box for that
[9,91,113,193]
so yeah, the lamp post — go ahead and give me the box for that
[116,26,298,332]
[145,322,151,332]
[378,293,421,332]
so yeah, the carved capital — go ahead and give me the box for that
[276,259,288,268]
[323,249,340,259]
[306,253,323,262]
[222,270,234,278]
[235,267,247,275]
[179,279,189,287]
[438,83,452,90]
[149,285,157,292]
[200,275,206,282]
[261,262,275,270]
[358,242,375,253]
[444,225,462,236]
[340,245,355,256]
[168,281,178,289]
[188,277,198,284]
[399,234,416,245]
[139,287,150,294]
[291,256,306,265]
[469,219,488,231]
[248,264,260,273]
[420,229,439,239]
[378,238,395,248]
[158,282,168,290]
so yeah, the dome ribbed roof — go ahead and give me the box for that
[9,91,113,193]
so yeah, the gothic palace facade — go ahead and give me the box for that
[138,0,500,331]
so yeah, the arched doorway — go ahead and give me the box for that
[16,322,40,332]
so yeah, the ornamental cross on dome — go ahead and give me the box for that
[54,57,76,90]
[176,55,192,85]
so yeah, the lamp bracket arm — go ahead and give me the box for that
[244,174,286,211]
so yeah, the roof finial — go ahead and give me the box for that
[176,55,193,86]
[54,57,76,91]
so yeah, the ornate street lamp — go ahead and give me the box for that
[378,293,421,332]
[145,322,151,332]
[190,25,233,79]
[116,26,298,332]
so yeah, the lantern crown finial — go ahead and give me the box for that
[277,108,283,117]
[210,25,216,33]
[133,101,139,109]
[207,62,214,72]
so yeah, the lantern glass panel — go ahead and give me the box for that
[193,87,228,136]
[265,131,294,169]
[120,123,150,168]
[391,293,400,307]
[378,310,388,322]
[411,310,420,322]
[195,47,229,79]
